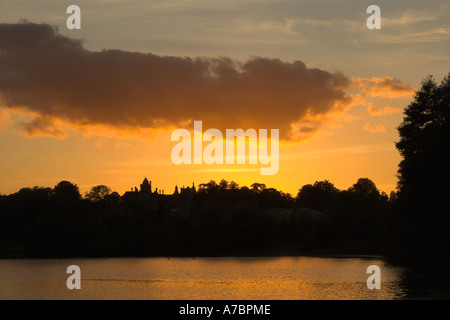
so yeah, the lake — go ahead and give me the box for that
[0,256,448,300]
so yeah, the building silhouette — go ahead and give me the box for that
[140,177,152,193]
[122,177,195,213]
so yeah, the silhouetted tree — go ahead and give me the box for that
[105,191,121,205]
[296,180,339,213]
[52,181,81,202]
[389,74,450,264]
[198,180,218,194]
[396,75,450,202]
[389,191,398,202]
[251,183,266,193]
[85,185,111,202]
[259,188,292,208]
[349,178,380,198]
[218,179,229,190]
[229,181,239,190]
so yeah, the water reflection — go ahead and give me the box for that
[0,257,447,300]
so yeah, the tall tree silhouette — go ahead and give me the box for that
[296,180,339,213]
[349,178,380,198]
[392,74,450,263]
[85,185,112,202]
[52,181,81,202]
[251,183,267,193]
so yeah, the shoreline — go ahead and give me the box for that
[0,251,385,261]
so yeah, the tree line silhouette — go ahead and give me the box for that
[0,177,392,258]
[0,74,449,266]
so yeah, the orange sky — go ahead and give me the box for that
[1,0,449,197]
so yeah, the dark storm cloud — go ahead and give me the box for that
[0,22,355,140]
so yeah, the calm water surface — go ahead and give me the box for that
[0,256,447,300]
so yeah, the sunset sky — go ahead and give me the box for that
[1,0,449,197]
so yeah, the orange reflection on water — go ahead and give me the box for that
[0,256,408,300]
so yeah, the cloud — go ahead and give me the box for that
[367,105,401,116]
[382,106,401,115]
[0,22,354,141]
[353,77,415,98]
[382,11,436,27]
[0,22,412,142]
[21,115,67,138]
[367,25,450,44]
[363,122,386,134]
[367,105,383,116]
[0,107,11,130]
[233,18,300,36]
